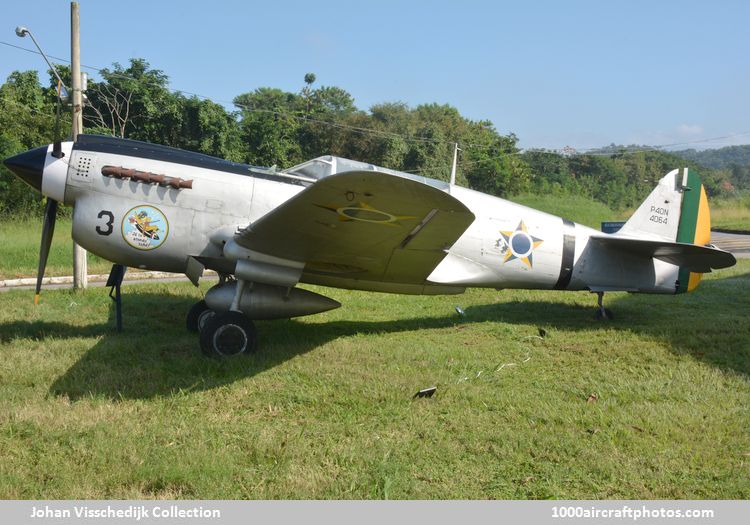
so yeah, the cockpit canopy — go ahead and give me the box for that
[284,155,449,191]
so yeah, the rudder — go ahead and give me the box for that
[675,170,711,293]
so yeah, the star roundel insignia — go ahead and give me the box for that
[315,202,416,227]
[499,220,544,267]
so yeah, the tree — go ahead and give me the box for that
[521,150,573,194]
[84,58,180,142]
[234,88,304,167]
[5,56,739,218]
[301,73,316,115]
[0,70,58,215]
[297,84,359,160]
[177,97,243,161]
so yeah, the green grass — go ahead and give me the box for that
[0,262,748,499]
[511,193,625,229]
[0,217,113,280]
[710,196,750,232]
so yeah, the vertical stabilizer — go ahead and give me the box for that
[618,168,683,241]
[617,167,712,293]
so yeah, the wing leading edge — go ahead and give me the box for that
[235,171,475,284]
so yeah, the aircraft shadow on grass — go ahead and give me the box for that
[1,272,747,401]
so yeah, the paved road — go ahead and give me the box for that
[711,231,750,258]
[0,275,218,293]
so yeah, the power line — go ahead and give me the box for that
[1,40,473,148]
[3,39,750,158]
[581,132,750,155]
[0,39,566,153]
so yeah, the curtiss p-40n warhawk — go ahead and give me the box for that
[3,135,736,356]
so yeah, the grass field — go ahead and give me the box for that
[0,261,748,499]
[511,193,625,228]
[0,218,112,280]
[710,196,750,232]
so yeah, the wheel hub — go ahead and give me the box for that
[213,323,248,356]
[197,310,214,331]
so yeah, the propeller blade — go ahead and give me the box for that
[35,198,58,305]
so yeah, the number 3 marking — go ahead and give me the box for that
[96,210,114,236]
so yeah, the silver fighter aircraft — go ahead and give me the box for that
[3,135,736,356]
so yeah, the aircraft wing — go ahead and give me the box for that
[234,171,475,283]
[590,234,736,272]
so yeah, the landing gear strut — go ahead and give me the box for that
[594,291,614,321]
[198,278,258,357]
[106,264,127,332]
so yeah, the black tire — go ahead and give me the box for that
[594,308,614,321]
[199,311,257,357]
[186,300,215,333]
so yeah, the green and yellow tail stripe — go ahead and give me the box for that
[676,168,711,294]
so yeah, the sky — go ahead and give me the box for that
[1,0,748,151]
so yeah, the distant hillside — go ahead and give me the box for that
[672,145,750,169]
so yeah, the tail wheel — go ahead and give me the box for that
[200,311,257,357]
[594,291,613,321]
[186,300,215,333]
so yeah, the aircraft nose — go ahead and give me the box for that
[3,145,49,193]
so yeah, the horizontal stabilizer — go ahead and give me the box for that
[590,234,736,273]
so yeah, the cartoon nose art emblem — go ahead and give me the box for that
[122,205,169,250]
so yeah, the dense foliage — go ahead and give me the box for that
[1,59,747,217]
[675,145,750,170]
[672,146,750,195]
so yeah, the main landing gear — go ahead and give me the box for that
[185,300,215,333]
[594,291,614,321]
[200,311,257,357]
[186,278,258,357]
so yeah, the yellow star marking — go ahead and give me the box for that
[315,201,416,227]
[499,220,544,267]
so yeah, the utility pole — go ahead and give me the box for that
[449,142,460,187]
[71,1,87,289]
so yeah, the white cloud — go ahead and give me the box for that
[526,124,750,152]
[675,123,704,137]
[627,124,708,149]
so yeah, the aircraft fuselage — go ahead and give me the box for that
[43,135,677,296]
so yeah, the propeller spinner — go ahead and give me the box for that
[3,142,71,303]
